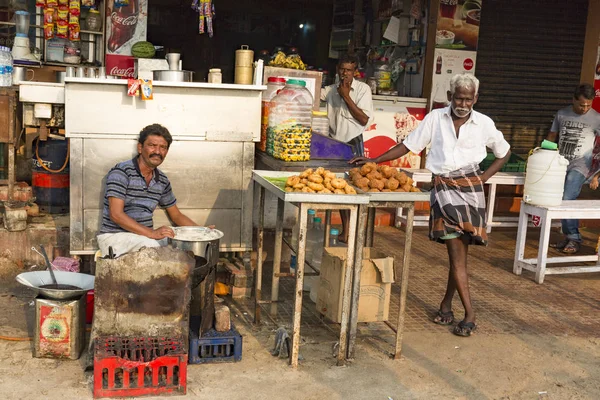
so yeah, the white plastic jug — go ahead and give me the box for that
[523,148,569,207]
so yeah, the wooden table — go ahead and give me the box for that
[513,200,600,284]
[396,169,525,233]
[252,170,369,368]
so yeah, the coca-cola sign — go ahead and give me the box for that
[106,54,135,78]
[463,58,474,70]
[105,0,147,56]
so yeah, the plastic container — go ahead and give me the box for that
[0,47,13,87]
[86,8,102,31]
[267,79,313,161]
[523,147,569,207]
[235,45,254,84]
[374,58,391,93]
[189,317,242,364]
[259,77,286,152]
[329,228,342,247]
[307,216,324,269]
[46,38,66,63]
[208,68,222,83]
[311,111,329,136]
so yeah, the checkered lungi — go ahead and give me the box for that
[429,164,487,246]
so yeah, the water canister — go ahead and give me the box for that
[32,137,70,214]
[267,79,313,161]
[522,146,569,207]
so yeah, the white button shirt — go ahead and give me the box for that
[321,79,374,143]
[403,107,510,175]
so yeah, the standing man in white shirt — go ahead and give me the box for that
[321,53,374,242]
[351,73,511,337]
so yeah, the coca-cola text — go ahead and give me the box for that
[463,59,474,70]
[107,0,140,53]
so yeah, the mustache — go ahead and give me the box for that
[150,154,163,160]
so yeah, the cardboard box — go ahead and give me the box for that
[263,66,323,111]
[317,247,394,323]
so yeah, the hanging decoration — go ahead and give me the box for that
[191,0,215,37]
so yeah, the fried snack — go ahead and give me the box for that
[286,176,300,187]
[344,185,357,194]
[308,182,325,191]
[360,164,374,175]
[410,187,421,192]
[315,167,325,176]
[381,189,392,192]
[401,184,412,192]
[308,174,324,184]
[334,189,345,194]
[324,177,332,186]
[350,172,362,182]
[321,188,332,194]
[349,167,360,176]
[325,172,337,180]
[294,188,304,192]
[299,168,313,178]
[301,178,309,185]
[369,179,384,190]
[326,182,335,191]
[358,184,369,192]
[331,178,347,189]
[406,177,414,186]
[355,177,369,187]
[380,165,395,179]
[284,187,293,192]
[394,188,405,192]
[366,171,383,180]
[385,177,400,190]
[396,172,408,185]
[368,188,380,192]
[301,186,315,193]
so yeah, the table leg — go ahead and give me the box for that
[290,203,308,368]
[395,207,404,229]
[486,183,497,234]
[394,204,414,360]
[271,198,285,316]
[366,208,376,247]
[513,206,529,276]
[347,204,368,360]
[324,210,332,247]
[337,205,358,366]
[535,211,552,284]
[254,185,265,324]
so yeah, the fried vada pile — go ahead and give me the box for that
[283,168,357,194]
[347,163,421,193]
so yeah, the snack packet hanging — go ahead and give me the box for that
[58,0,68,5]
[47,0,58,6]
[69,14,79,27]
[43,7,55,24]
[81,0,95,6]
[56,20,68,38]
[140,79,153,100]
[44,23,54,39]
[36,0,46,8]
[57,5,69,21]
[69,0,80,15]
[127,79,140,96]
[69,24,80,41]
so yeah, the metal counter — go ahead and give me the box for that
[65,78,266,255]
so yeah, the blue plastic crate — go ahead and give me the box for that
[189,324,242,364]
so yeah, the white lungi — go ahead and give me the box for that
[97,232,169,258]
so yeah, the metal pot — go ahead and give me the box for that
[153,70,194,82]
[169,227,223,287]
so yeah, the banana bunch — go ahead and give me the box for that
[269,52,307,70]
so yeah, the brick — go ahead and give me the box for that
[230,286,252,299]
[214,304,231,332]
[223,261,253,288]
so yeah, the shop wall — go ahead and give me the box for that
[474,0,588,156]
[146,0,333,82]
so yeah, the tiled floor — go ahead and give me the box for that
[237,225,600,339]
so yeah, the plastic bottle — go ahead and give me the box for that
[329,228,343,247]
[308,217,324,268]
[5,47,13,86]
[258,76,286,152]
[523,146,568,207]
[0,47,6,87]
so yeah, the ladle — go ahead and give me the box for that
[34,245,81,291]
[38,245,58,286]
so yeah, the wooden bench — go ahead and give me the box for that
[513,200,600,284]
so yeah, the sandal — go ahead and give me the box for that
[562,240,581,254]
[453,320,477,337]
[433,310,454,326]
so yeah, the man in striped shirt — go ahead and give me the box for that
[96,124,197,257]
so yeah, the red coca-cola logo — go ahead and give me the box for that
[595,88,600,98]
[111,12,138,26]
[110,66,135,77]
[463,58,474,70]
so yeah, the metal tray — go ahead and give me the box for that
[252,170,370,205]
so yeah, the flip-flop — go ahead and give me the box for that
[562,240,581,254]
[550,239,569,250]
[433,310,454,326]
[453,320,477,337]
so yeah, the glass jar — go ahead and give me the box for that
[86,9,102,32]
[267,79,313,161]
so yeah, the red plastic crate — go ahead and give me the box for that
[93,336,187,398]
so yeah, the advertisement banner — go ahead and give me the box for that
[593,43,600,113]
[363,101,426,168]
[105,0,148,56]
[106,54,135,78]
[436,0,482,51]
[430,48,477,110]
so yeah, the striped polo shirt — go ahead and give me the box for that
[100,157,177,234]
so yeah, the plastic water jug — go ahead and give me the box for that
[523,147,569,207]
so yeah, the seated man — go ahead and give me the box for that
[97,123,198,257]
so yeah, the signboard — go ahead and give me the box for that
[105,0,148,56]
[430,49,477,110]
[436,0,482,51]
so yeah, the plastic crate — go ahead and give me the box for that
[479,152,526,172]
[189,320,242,364]
[93,336,187,398]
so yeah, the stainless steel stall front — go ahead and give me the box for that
[65,78,264,255]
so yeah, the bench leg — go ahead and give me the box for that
[513,207,528,275]
[486,183,497,234]
[535,214,552,284]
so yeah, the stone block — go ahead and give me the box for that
[214,304,231,332]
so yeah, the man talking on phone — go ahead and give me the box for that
[320,53,373,242]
